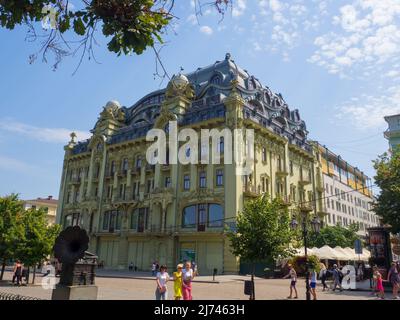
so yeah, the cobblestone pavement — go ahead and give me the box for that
[0,271,398,300]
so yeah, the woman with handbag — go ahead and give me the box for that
[155,265,170,300]
[182,261,195,300]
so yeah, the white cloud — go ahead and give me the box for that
[232,0,247,17]
[251,0,327,59]
[336,85,400,129]
[199,25,213,35]
[310,0,400,77]
[0,119,91,144]
[0,155,38,173]
[186,14,197,25]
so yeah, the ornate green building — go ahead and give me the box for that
[57,54,326,274]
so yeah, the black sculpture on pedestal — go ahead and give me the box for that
[52,226,98,300]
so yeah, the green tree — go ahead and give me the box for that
[306,223,361,249]
[373,147,400,233]
[16,208,61,283]
[0,0,233,70]
[0,194,24,280]
[226,195,295,299]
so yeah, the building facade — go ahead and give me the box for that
[57,54,326,274]
[23,196,58,225]
[313,143,379,236]
[384,114,400,150]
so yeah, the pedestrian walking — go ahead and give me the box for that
[12,260,23,286]
[371,265,379,297]
[357,264,364,281]
[283,264,298,299]
[173,264,183,300]
[387,262,400,300]
[376,270,385,300]
[182,261,195,300]
[129,262,134,271]
[151,262,156,276]
[331,264,343,291]
[319,263,328,291]
[310,268,317,300]
[155,265,170,300]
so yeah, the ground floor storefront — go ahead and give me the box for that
[91,233,238,275]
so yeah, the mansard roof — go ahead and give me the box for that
[72,54,311,155]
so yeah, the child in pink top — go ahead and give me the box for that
[376,271,385,299]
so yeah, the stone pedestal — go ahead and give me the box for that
[52,285,98,300]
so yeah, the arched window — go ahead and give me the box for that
[210,75,222,85]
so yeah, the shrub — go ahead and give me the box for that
[289,255,321,275]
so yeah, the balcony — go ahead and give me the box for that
[276,165,288,177]
[279,195,292,207]
[243,184,260,198]
[70,177,81,185]
[161,164,171,171]
[105,172,115,180]
[131,167,141,176]
[118,170,129,177]
[299,172,311,185]
[146,164,155,173]
[299,202,314,213]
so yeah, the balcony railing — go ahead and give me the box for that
[243,184,260,197]
[276,164,288,176]
[299,202,314,212]
[299,172,311,185]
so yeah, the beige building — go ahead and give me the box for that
[23,196,58,226]
[57,54,326,274]
[313,142,379,236]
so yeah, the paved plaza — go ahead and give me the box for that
[1,270,398,300]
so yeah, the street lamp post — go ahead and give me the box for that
[290,212,321,301]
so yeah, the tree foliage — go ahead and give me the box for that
[0,194,60,280]
[290,255,321,275]
[0,0,233,71]
[373,147,400,233]
[16,208,61,267]
[226,195,296,264]
[0,194,25,262]
[306,223,361,249]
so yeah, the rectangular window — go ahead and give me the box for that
[184,175,190,190]
[326,183,329,193]
[289,161,294,175]
[122,158,129,173]
[198,204,207,231]
[110,161,116,175]
[135,157,142,169]
[64,214,72,227]
[199,171,207,188]
[165,177,171,188]
[216,169,224,187]
[119,184,126,200]
[262,148,267,162]
[103,212,110,230]
[137,208,148,232]
[147,180,152,193]
[131,209,138,230]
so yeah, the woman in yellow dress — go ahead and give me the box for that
[173,264,183,300]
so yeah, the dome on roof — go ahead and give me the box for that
[171,73,189,90]
[106,100,121,110]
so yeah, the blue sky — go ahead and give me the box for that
[1,0,399,199]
